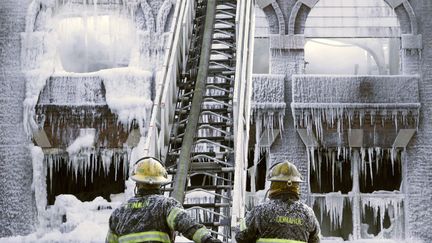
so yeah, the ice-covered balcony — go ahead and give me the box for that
[291,75,420,148]
[23,1,173,152]
[33,69,152,149]
[252,74,286,146]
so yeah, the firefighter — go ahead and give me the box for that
[235,161,321,243]
[106,157,221,243]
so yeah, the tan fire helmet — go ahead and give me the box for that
[131,157,170,185]
[267,161,304,184]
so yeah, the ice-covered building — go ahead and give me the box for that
[250,0,431,242]
[0,0,177,239]
[0,0,431,242]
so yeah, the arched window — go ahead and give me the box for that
[56,15,136,73]
[304,0,401,75]
[253,6,270,74]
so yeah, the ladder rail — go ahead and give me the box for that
[172,0,218,203]
[143,0,195,159]
[142,0,255,241]
[231,0,255,239]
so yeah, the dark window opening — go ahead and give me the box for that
[361,200,404,238]
[190,174,214,187]
[312,197,353,241]
[360,149,402,193]
[46,153,127,205]
[310,149,353,194]
[246,150,267,192]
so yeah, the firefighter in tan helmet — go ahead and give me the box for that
[236,161,321,243]
[106,157,221,243]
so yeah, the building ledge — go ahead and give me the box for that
[291,75,420,148]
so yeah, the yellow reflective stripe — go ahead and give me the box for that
[167,207,183,230]
[239,218,247,231]
[106,231,118,243]
[118,231,171,243]
[256,239,306,243]
[192,227,210,243]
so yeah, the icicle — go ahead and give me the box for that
[360,148,366,185]
[381,109,388,127]
[316,148,322,190]
[370,110,375,125]
[48,154,54,191]
[390,147,396,175]
[325,193,345,229]
[368,147,374,185]
[393,110,398,132]
[374,147,381,175]
[331,150,335,192]
[307,147,313,172]
[359,110,364,127]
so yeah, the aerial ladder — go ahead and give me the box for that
[143,0,254,241]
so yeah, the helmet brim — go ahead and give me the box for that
[131,174,170,185]
[268,176,304,183]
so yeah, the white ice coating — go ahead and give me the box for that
[293,105,419,143]
[156,0,174,33]
[22,0,174,205]
[252,74,286,144]
[124,136,148,199]
[66,128,96,155]
[99,68,154,131]
[185,190,217,223]
[22,0,174,137]
[31,144,48,227]
[0,194,123,243]
[291,75,421,144]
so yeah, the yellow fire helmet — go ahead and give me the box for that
[267,161,304,183]
[131,157,170,185]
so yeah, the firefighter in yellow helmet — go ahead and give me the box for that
[236,161,321,243]
[106,157,221,243]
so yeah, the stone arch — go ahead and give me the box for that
[256,0,286,34]
[156,0,175,33]
[140,0,156,32]
[25,0,56,32]
[287,0,418,36]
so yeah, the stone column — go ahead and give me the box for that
[401,34,422,75]
[0,0,37,237]
[268,34,310,195]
